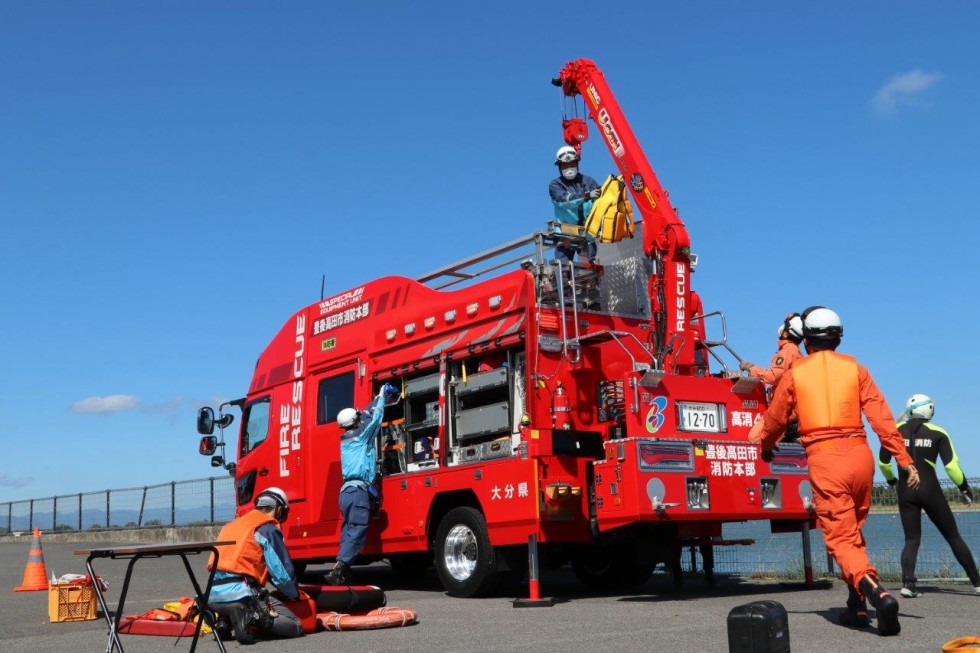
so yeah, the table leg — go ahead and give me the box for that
[85,555,127,653]
[179,550,226,653]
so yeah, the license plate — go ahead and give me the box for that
[677,402,724,432]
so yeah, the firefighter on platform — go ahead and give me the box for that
[208,487,303,644]
[741,313,805,442]
[878,394,980,597]
[327,383,400,585]
[739,313,805,388]
[748,307,920,636]
[549,145,600,263]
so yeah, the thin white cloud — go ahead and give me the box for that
[144,397,185,414]
[0,474,33,488]
[872,69,943,116]
[70,394,141,414]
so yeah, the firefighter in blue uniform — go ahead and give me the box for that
[327,383,399,585]
[549,145,600,263]
[208,487,303,643]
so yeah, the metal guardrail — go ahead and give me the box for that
[0,476,236,533]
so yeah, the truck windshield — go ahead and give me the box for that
[240,397,271,457]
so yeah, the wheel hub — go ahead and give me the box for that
[443,524,478,581]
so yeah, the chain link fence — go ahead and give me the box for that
[686,477,979,582]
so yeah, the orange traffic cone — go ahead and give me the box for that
[14,528,49,592]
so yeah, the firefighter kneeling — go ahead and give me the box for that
[208,487,304,644]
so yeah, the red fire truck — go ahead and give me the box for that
[196,58,816,598]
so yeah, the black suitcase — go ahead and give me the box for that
[727,600,790,652]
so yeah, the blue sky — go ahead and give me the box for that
[2,3,979,501]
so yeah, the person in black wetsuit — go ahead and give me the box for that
[878,393,980,597]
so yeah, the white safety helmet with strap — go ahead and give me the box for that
[779,313,804,342]
[254,486,290,521]
[801,306,843,340]
[555,145,579,165]
[337,407,359,429]
[906,394,935,421]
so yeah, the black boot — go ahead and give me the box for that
[325,560,352,586]
[211,612,232,641]
[229,602,258,645]
[838,585,870,628]
[860,575,900,636]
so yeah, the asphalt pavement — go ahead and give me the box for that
[2,539,978,652]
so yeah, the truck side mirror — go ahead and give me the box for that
[199,435,218,456]
[210,455,225,468]
[197,407,216,435]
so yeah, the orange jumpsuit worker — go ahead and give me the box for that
[739,313,805,387]
[748,306,920,637]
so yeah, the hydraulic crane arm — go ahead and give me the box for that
[553,58,696,372]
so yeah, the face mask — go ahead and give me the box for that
[561,166,578,180]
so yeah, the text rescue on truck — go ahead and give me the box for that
[196,58,817,598]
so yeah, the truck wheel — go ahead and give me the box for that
[571,547,653,590]
[435,507,499,597]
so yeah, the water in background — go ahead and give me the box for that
[704,511,980,582]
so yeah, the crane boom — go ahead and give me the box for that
[554,58,696,371]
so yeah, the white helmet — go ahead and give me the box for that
[906,394,935,420]
[337,407,359,429]
[555,145,579,165]
[255,486,289,510]
[802,307,843,340]
[779,314,804,341]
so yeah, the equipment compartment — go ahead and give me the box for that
[455,367,508,396]
[455,402,510,441]
[404,373,440,396]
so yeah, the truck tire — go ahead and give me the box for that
[434,507,499,597]
[571,547,653,591]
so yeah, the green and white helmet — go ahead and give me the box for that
[906,394,935,421]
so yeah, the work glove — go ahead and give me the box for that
[739,360,754,372]
[378,383,398,398]
[961,485,974,505]
[886,478,897,487]
[761,447,778,463]
[586,188,601,200]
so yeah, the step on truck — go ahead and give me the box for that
[196,58,817,597]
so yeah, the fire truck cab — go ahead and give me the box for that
[196,59,816,598]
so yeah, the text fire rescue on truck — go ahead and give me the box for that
[196,58,817,598]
